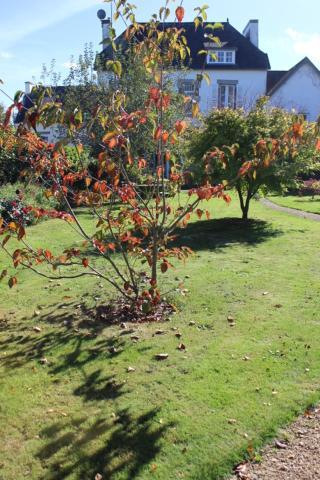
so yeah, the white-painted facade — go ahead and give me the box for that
[172,69,267,113]
[268,61,320,121]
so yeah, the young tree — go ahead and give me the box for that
[187,99,319,220]
[1,0,243,317]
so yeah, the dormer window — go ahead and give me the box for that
[207,50,235,65]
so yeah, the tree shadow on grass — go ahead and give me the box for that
[172,217,283,252]
[36,408,172,480]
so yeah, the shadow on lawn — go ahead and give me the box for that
[1,314,173,478]
[36,408,172,480]
[172,217,283,251]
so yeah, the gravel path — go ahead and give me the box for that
[260,198,320,222]
[232,407,320,479]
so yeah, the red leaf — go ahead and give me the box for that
[138,158,147,169]
[8,276,17,289]
[161,261,168,273]
[82,258,89,268]
[4,104,15,128]
[175,6,185,22]
[154,126,162,141]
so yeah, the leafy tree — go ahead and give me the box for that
[187,99,318,219]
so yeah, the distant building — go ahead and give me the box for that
[96,15,320,121]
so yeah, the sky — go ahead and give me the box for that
[1,0,320,106]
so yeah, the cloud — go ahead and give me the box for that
[0,52,13,59]
[286,28,320,64]
[0,0,102,46]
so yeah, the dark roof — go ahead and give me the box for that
[97,21,270,70]
[267,57,320,96]
[266,70,287,93]
[14,86,67,124]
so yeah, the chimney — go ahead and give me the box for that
[243,20,259,48]
[97,9,111,46]
[102,18,111,42]
[25,81,33,95]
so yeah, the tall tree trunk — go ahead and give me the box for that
[237,185,251,221]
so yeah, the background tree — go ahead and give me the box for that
[186,99,319,219]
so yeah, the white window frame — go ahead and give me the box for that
[217,81,238,109]
[207,50,236,65]
[178,79,196,96]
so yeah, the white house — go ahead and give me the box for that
[96,18,270,112]
[15,15,320,137]
[267,57,320,121]
[96,15,320,121]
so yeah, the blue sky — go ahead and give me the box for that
[1,0,320,106]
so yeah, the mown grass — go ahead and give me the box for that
[0,194,320,480]
[271,194,320,214]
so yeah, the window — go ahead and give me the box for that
[178,79,196,96]
[218,82,237,109]
[207,50,235,65]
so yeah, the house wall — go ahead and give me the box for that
[169,69,267,114]
[269,63,320,121]
[36,124,65,144]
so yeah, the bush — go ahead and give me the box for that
[0,198,32,226]
[299,179,320,197]
[0,182,62,226]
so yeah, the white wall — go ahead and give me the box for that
[269,63,320,121]
[37,123,65,144]
[169,69,267,114]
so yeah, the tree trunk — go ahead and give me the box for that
[237,185,251,221]
[151,230,158,286]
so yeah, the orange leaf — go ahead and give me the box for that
[82,258,89,268]
[175,120,187,135]
[154,126,162,141]
[138,158,147,169]
[161,261,168,273]
[161,131,169,144]
[8,276,17,289]
[175,6,185,22]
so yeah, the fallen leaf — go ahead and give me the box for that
[177,343,186,351]
[228,418,237,425]
[242,356,250,361]
[40,357,48,365]
[127,367,135,373]
[263,291,269,296]
[155,353,169,361]
[33,326,42,333]
[154,329,165,335]
[275,440,287,449]
[189,321,196,326]
[175,332,182,338]
[34,310,41,316]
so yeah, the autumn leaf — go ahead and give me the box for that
[161,261,168,273]
[175,6,185,22]
[8,276,18,289]
[191,101,200,118]
[82,258,89,268]
[154,126,162,141]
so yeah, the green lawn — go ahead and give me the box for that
[0,195,320,480]
[271,194,320,214]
